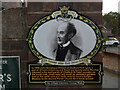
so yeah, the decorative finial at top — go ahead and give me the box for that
[59,6,70,11]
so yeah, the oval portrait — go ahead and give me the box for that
[27,7,102,65]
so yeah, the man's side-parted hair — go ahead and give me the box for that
[66,22,77,37]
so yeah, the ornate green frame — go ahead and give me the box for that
[27,6,102,65]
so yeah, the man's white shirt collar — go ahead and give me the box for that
[62,41,70,47]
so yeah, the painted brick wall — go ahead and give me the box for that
[2,2,22,9]
[2,8,29,88]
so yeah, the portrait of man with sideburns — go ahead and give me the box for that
[53,20,83,61]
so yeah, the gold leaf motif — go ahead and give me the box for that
[89,21,93,25]
[84,20,88,22]
[96,30,99,34]
[92,26,96,29]
[30,30,34,34]
[37,21,40,24]
[32,50,35,53]
[80,16,83,19]
[39,56,43,59]
[42,20,46,22]
[31,45,34,48]
[96,45,98,48]
[34,26,37,29]
[98,40,101,43]
[37,52,39,55]
[29,40,32,44]
[91,52,93,55]
[87,56,92,58]
[47,16,50,20]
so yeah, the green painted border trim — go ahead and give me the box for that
[27,7,102,65]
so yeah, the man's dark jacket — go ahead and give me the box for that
[53,42,82,61]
